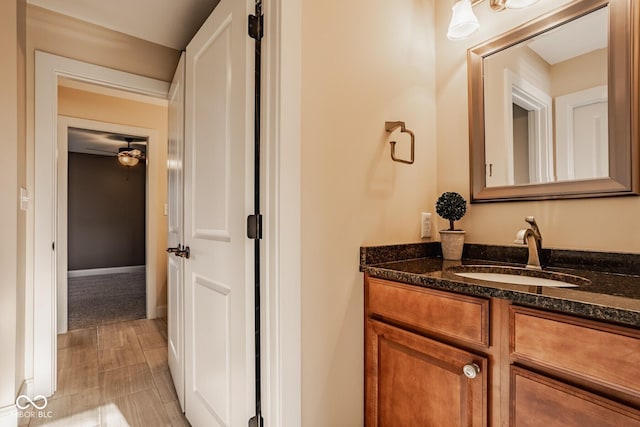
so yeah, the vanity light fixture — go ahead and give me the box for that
[447,0,541,40]
[500,0,541,9]
[447,0,480,40]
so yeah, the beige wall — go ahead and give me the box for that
[551,48,607,98]
[16,0,27,405]
[300,0,437,424]
[435,0,640,253]
[0,0,26,411]
[58,86,169,309]
[26,5,179,82]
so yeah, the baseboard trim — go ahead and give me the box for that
[0,378,32,427]
[68,265,145,278]
[17,380,32,400]
[0,404,17,427]
[156,305,167,318]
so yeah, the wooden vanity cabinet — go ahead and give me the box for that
[511,367,640,427]
[365,277,491,426]
[509,306,640,427]
[364,275,640,426]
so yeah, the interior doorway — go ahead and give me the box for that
[34,51,169,397]
[65,127,148,330]
[56,117,160,334]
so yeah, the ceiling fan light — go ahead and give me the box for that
[447,0,480,41]
[505,0,540,9]
[118,155,139,167]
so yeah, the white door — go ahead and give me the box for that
[571,101,609,179]
[555,86,608,181]
[184,0,253,425]
[168,52,186,410]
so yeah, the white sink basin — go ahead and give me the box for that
[448,265,589,288]
[454,271,579,288]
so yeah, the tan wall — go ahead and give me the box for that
[551,48,607,98]
[26,5,179,82]
[300,0,437,424]
[16,0,27,401]
[435,0,640,253]
[58,86,169,309]
[0,0,25,410]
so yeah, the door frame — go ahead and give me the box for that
[31,7,305,421]
[262,0,302,425]
[32,51,169,397]
[56,116,159,334]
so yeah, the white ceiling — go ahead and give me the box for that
[68,127,147,157]
[27,0,220,50]
[526,7,608,65]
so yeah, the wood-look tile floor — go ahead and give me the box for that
[20,319,191,427]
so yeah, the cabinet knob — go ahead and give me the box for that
[462,363,481,379]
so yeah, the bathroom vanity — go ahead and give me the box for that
[361,0,640,423]
[361,243,640,426]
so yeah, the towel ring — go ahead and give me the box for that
[385,121,415,164]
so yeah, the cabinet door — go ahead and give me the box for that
[511,367,640,427]
[366,319,487,427]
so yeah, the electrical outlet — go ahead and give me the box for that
[421,212,432,238]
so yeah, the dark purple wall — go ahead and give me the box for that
[68,152,146,270]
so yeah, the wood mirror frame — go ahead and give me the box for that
[468,0,639,202]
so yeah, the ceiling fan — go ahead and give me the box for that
[71,128,147,166]
[117,137,146,167]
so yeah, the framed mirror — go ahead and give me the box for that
[468,0,639,202]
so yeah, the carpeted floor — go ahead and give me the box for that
[68,271,146,330]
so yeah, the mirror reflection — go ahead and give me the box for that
[483,7,608,187]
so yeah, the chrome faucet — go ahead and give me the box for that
[514,216,542,270]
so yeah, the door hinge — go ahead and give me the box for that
[247,214,263,240]
[52,242,55,251]
[248,13,263,40]
[248,415,264,427]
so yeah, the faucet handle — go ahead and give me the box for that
[525,216,540,235]
[524,216,542,246]
[514,229,527,244]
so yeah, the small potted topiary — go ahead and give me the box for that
[435,191,467,260]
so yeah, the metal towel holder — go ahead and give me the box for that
[385,121,415,164]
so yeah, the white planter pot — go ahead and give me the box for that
[439,230,466,260]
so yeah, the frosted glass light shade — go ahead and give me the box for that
[447,0,480,40]
[505,0,540,8]
[118,155,139,167]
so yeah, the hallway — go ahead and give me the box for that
[20,319,190,426]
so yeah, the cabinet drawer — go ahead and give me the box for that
[511,366,640,427]
[367,277,489,347]
[510,306,640,397]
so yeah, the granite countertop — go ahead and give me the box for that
[360,242,640,328]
